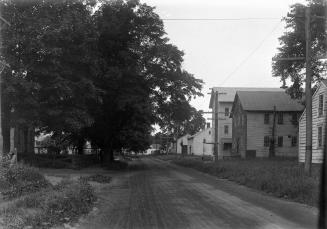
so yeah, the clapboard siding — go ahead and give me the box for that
[190,128,213,156]
[231,95,247,157]
[299,82,327,163]
[246,113,270,157]
[247,112,299,158]
[211,100,233,158]
[177,135,190,154]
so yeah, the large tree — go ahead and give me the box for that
[272,0,326,98]
[1,0,100,153]
[1,0,203,161]
[89,0,203,162]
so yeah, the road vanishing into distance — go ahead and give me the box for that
[76,158,318,229]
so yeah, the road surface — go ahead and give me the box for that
[77,158,318,229]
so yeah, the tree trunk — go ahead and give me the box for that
[2,102,10,155]
[77,139,84,155]
[103,148,114,163]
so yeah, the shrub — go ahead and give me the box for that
[1,179,96,229]
[20,154,72,169]
[0,162,50,199]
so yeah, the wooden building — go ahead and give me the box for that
[230,91,303,158]
[208,87,283,159]
[188,127,213,156]
[299,80,327,163]
[177,134,190,155]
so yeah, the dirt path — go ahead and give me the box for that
[75,158,318,229]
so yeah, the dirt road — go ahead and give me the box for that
[76,158,318,229]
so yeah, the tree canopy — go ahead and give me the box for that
[1,0,204,160]
[272,0,326,98]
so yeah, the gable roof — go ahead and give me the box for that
[188,127,212,139]
[236,91,304,112]
[209,87,284,108]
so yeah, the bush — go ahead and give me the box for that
[1,179,96,229]
[20,154,72,169]
[172,158,321,206]
[0,162,50,199]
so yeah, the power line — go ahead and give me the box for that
[219,21,282,86]
[162,17,280,21]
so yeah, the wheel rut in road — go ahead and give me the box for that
[76,158,318,229]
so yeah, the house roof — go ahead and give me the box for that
[209,87,284,108]
[236,91,304,112]
[177,134,190,141]
[188,127,212,139]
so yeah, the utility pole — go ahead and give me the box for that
[214,91,219,162]
[270,106,276,157]
[304,7,312,176]
[271,6,322,176]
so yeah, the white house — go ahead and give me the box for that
[299,80,327,163]
[177,134,190,155]
[209,87,284,159]
[188,127,213,156]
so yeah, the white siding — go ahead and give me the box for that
[211,100,233,158]
[190,128,213,156]
[299,83,327,163]
[177,135,190,154]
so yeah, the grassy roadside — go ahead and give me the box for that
[0,160,97,229]
[163,155,321,207]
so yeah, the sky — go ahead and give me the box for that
[141,0,307,120]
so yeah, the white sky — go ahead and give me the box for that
[141,0,307,121]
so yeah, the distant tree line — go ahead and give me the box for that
[0,0,204,162]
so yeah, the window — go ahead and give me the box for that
[225,107,229,117]
[278,136,283,147]
[209,131,211,135]
[318,126,323,147]
[224,125,229,135]
[203,139,206,143]
[291,136,297,147]
[264,136,270,147]
[264,113,269,124]
[319,94,324,116]
[277,113,283,124]
[291,113,298,125]
[223,143,232,151]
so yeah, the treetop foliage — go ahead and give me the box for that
[1,0,204,156]
[272,0,326,99]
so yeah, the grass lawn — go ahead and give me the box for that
[166,155,321,207]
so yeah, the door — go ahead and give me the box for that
[182,145,188,155]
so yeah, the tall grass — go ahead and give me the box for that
[173,157,321,206]
[2,179,96,229]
